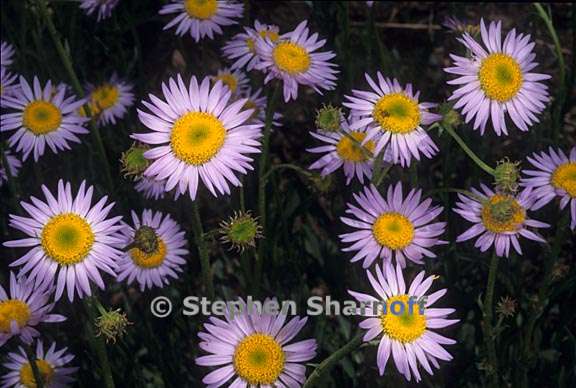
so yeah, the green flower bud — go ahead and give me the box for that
[494,158,520,194]
[315,104,342,133]
[121,143,150,178]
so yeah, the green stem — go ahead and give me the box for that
[303,332,363,388]
[262,163,312,184]
[36,0,114,191]
[25,344,44,388]
[191,200,214,299]
[442,124,495,175]
[482,253,499,387]
[83,297,116,388]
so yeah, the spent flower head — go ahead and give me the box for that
[496,296,517,318]
[95,307,131,344]
[219,211,263,252]
[315,104,342,133]
[494,158,520,194]
[121,143,150,178]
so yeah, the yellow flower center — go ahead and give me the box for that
[214,73,238,93]
[90,84,119,115]
[372,212,415,250]
[481,194,526,233]
[130,239,167,268]
[478,53,523,102]
[243,99,260,121]
[259,29,279,42]
[336,131,375,162]
[380,294,426,343]
[233,333,285,385]
[551,162,576,197]
[246,38,256,53]
[22,101,62,135]
[184,0,217,20]
[19,359,54,388]
[170,112,226,165]
[372,93,420,134]
[0,299,31,333]
[272,42,311,75]
[41,213,95,265]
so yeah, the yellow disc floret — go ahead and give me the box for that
[272,42,311,75]
[336,131,375,162]
[170,111,226,165]
[214,73,239,93]
[90,84,119,115]
[372,93,421,134]
[381,294,427,343]
[184,0,217,20]
[0,300,31,333]
[22,101,62,135]
[130,239,167,269]
[478,53,523,102]
[19,359,54,388]
[551,162,576,198]
[481,194,526,233]
[373,212,415,250]
[233,333,285,385]
[41,213,95,265]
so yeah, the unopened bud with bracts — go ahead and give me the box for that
[439,102,461,129]
[121,143,150,178]
[494,158,520,194]
[315,104,342,133]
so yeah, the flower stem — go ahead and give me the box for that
[25,344,44,388]
[36,0,114,191]
[482,252,499,387]
[441,124,495,176]
[303,332,363,388]
[262,163,313,184]
[83,297,116,388]
[191,200,214,299]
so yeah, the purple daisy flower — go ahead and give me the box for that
[521,146,576,229]
[1,67,19,103]
[159,0,243,42]
[196,299,316,387]
[445,19,551,135]
[79,0,120,22]
[453,184,549,256]
[0,76,89,161]
[1,41,15,67]
[0,149,21,187]
[344,72,441,167]
[134,176,167,200]
[211,67,249,97]
[0,272,66,347]
[349,263,458,382]
[1,340,78,387]
[116,209,188,291]
[307,114,377,185]
[255,20,339,103]
[132,75,262,201]
[237,87,283,128]
[340,183,447,268]
[3,180,125,302]
[85,73,134,126]
[222,20,280,71]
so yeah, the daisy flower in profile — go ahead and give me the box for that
[238,87,282,127]
[0,272,65,347]
[344,73,441,167]
[1,41,15,67]
[307,114,376,185]
[445,19,551,135]
[132,75,262,200]
[0,149,21,187]
[522,147,576,229]
[349,264,458,382]
[453,184,549,256]
[222,20,280,71]
[4,180,124,302]
[196,299,316,387]
[85,74,134,126]
[211,67,249,96]
[1,340,78,387]
[116,209,188,291]
[0,76,88,161]
[1,67,19,102]
[159,0,243,42]
[256,20,338,102]
[79,0,120,21]
[340,183,447,268]
[134,176,167,200]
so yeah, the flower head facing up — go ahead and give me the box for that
[132,75,263,200]
[237,87,283,127]
[159,0,243,42]
[340,183,447,268]
[522,147,576,229]
[79,0,120,21]
[453,184,549,256]
[445,19,551,135]
[1,40,15,67]
[0,149,22,187]
[219,211,263,252]
[195,299,316,387]
[4,180,124,301]
[211,67,249,96]
[349,264,458,382]
[344,73,441,167]
[222,20,280,71]
[85,74,134,126]
[116,209,188,291]
[256,20,338,102]
[0,76,89,161]
[0,273,65,346]
[1,340,78,387]
[134,176,167,200]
